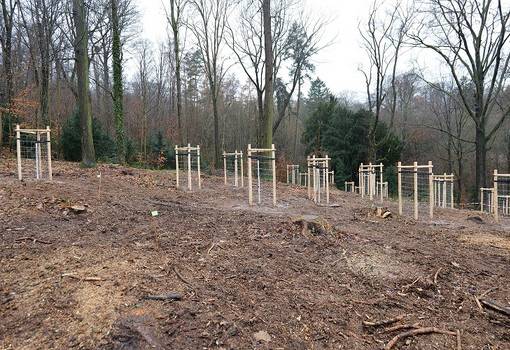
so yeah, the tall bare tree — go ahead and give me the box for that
[111,0,125,162]
[188,0,229,166]
[411,0,510,193]
[359,0,413,161]
[0,0,19,148]
[262,0,273,148]
[165,0,186,145]
[73,0,96,166]
[19,0,63,127]
[227,0,295,145]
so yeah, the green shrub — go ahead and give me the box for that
[60,110,117,162]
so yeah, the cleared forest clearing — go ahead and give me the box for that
[1,161,509,349]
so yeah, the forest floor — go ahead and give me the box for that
[1,159,509,350]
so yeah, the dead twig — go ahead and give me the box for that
[433,267,442,285]
[456,329,462,350]
[207,243,216,255]
[383,323,421,333]
[384,327,457,350]
[479,288,497,299]
[479,299,510,317]
[173,266,192,286]
[15,237,52,245]
[363,314,405,328]
[402,277,421,291]
[61,273,102,282]
[474,296,483,312]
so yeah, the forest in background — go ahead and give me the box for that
[0,0,509,204]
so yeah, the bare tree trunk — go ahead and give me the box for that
[262,0,274,148]
[0,0,17,150]
[257,89,264,145]
[475,124,487,189]
[73,0,96,167]
[507,132,510,173]
[112,0,125,163]
[169,0,184,145]
[213,93,220,167]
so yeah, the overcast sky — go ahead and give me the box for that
[133,0,399,100]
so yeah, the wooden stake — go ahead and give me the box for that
[380,163,384,203]
[197,145,201,189]
[35,131,41,179]
[46,126,52,181]
[247,145,253,205]
[16,125,22,181]
[234,151,238,187]
[272,144,276,206]
[398,162,402,216]
[187,144,192,191]
[413,161,418,220]
[326,155,330,204]
[240,151,244,188]
[494,170,499,222]
[175,146,179,188]
[358,163,365,198]
[307,157,311,199]
[429,161,434,219]
[223,151,227,185]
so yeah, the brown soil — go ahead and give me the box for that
[1,161,509,350]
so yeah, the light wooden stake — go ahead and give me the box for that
[494,170,499,222]
[16,125,22,181]
[398,162,402,216]
[46,126,52,181]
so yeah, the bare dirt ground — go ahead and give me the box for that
[1,160,509,350]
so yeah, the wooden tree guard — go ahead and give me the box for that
[223,150,244,188]
[493,170,510,222]
[247,144,277,206]
[175,144,201,191]
[433,173,455,209]
[397,161,434,220]
[480,187,494,214]
[299,172,308,187]
[359,163,384,203]
[286,165,299,185]
[307,155,330,205]
[344,181,355,193]
[16,124,52,181]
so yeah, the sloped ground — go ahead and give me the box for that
[0,160,509,350]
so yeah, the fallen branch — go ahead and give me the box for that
[384,327,457,350]
[383,323,420,333]
[207,243,216,255]
[456,329,462,350]
[142,292,183,301]
[15,237,52,245]
[479,299,510,317]
[363,314,405,328]
[61,273,103,282]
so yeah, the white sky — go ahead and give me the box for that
[133,0,395,100]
